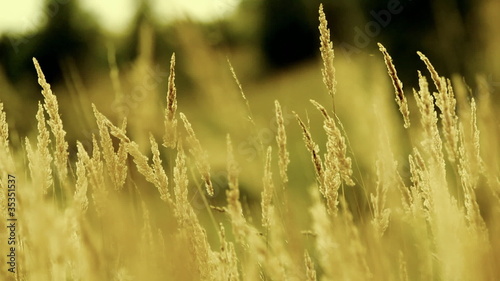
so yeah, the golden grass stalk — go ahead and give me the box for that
[417,51,445,93]
[294,112,324,196]
[311,100,354,186]
[35,103,53,191]
[377,43,411,128]
[0,103,12,221]
[89,136,108,217]
[0,102,13,173]
[227,59,263,155]
[25,102,53,194]
[76,136,107,217]
[455,104,487,236]
[0,102,8,153]
[261,146,274,228]
[459,128,487,235]
[92,106,172,202]
[173,141,190,222]
[469,98,483,180]
[218,224,240,281]
[172,142,217,280]
[318,3,337,107]
[274,100,289,184]
[228,59,252,119]
[226,135,239,193]
[442,80,460,162]
[74,142,89,213]
[103,116,131,143]
[408,148,433,221]
[417,52,459,162]
[413,71,447,176]
[92,105,127,190]
[126,141,154,185]
[309,100,354,214]
[304,251,317,281]
[225,134,247,242]
[150,133,171,203]
[179,112,214,196]
[127,138,172,203]
[25,140,37,185]
[33,57,69,180]
[163,53,178,149]
[413,72,438,140]
[371,159,392,237]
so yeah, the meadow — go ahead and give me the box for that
[0,4,499,280]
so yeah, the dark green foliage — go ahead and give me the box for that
[259,0,319,68]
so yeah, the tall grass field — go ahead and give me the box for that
[0,4,499,281]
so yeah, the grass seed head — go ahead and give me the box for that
[378,43,411,128]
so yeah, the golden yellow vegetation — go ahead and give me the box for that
[0,4,499,281]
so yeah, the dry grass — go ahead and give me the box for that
[0,4,499,281]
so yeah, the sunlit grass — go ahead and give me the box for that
[0,4,499,281]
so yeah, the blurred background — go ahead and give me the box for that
[0,0,498,113]
[0,0,499,208]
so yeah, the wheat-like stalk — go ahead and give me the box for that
[370,159,392,237]
[179,112,214,196]
[228,59,254,122]
[304,251,317,281]
[92,105,128,190]
[318,3,337,108]
[469,98,483,178]
[126,137,171,201]
[225,134,247,243]
[294,112,324,195]
[408,147,433,221]
[413,72,438,141]
[75,142,89,213]
[417,52,460,162]
[33,58,69,180]
[274,100,289,184]
[26,102,53,194]
[228,59,263,156]
[311,100,354,186]
[150,133,172,203]
[172,142,218,280]
[173,141,189,222]
[0,102,8,153]
[378,43,411,128]
[308,100,354,215]
[163,53,178,149]
[417,51,445,93]
[217,223,240,281]
[0,102,13,173]
[261,146,274,228]
[76,136,107,217]
[93,105,172,202]
[35,103,53,191]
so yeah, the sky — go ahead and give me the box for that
[0,0,241,35]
